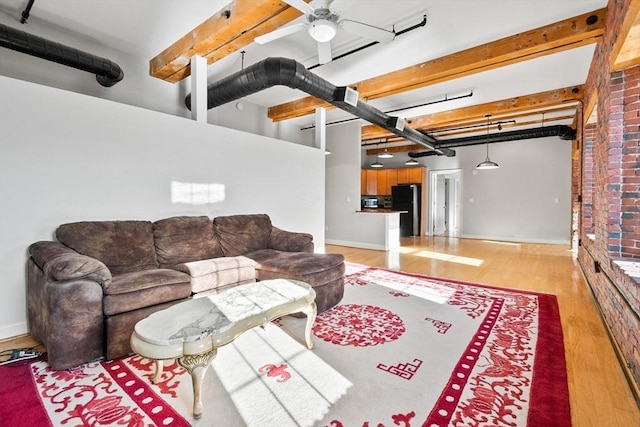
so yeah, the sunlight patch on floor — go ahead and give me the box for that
[414,250,484,267]
[481,240,521,247]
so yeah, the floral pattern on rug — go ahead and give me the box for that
[343,265,540,427]
[3,263,567,427]
[313,303,405,346]
[29,358,189,427]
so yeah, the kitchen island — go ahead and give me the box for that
[351,209,404,250]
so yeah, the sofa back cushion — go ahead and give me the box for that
[56,221,158,274]
[214,214,272,257]
[153,216,223,267]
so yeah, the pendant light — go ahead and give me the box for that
[476,114,499,170]
[405,157,419,165]
[371,160,383,168]
[378,139,393,158]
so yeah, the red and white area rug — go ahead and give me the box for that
[0,263,570,426]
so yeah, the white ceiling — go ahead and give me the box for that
[0,0,608,130]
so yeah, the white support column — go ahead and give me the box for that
[190,55,207,122]
[315,107,326,153]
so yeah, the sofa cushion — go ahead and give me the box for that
[247,249,345,285]
[214,214,273,257]
[174,256,257,293]
[103,269,191,315]
[153,216,223,268]
[56,221,157,274]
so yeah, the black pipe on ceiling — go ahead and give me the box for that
[185,57,455,156]
[408,125,576,158]
[0,23,124,87]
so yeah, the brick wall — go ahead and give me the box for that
[582,123,596,234]
[577,0,640,391]
[620,66,640,257]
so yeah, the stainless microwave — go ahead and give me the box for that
[363,198,378,208]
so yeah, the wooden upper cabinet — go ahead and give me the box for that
[365,169,377,195]
[377,171,388,195]
[396,168,410,184]
[409,167,424,184]
[361,167,423,195]
[387,169,398,192]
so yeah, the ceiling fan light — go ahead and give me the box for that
[308,19,337,42]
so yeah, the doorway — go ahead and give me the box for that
[428,169,462,237]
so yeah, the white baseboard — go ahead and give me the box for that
[459,234,571,245]
[325,239,387,251]
[0,322,28,341]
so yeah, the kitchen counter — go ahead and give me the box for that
[351,209,401,250]
[357,209,407,213]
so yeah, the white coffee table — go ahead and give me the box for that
[130,279,317,419]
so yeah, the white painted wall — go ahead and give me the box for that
[0,76,325,339]
[324,122,362,240]
[0,11,304,145]
[362,137,572,244]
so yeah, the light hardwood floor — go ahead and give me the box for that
[327,236,639,427]
[2,237,638,425]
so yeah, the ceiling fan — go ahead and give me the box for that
[254,0,395,64]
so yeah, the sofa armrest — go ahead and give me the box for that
[29,241,112,286]
[268,227,314,253]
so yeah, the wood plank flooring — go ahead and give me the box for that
[2,237,638,425]
[327,236,639,427]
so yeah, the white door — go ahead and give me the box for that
[429,169,463,237]
[433,175,447,235]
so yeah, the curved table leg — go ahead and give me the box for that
[300,302,317,349]
[177,348,217,419]
[152,360,164,384]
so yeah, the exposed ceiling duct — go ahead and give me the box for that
[185,57,455,157]
[0,23,124,87]
[408,125,576,158]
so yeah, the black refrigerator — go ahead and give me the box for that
[392,184,421,237]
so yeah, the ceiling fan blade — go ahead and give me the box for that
[317,41,332,64]
[282,0,315,15]
[254,22,306,44]
[340,19,395,43]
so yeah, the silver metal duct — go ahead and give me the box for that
[0,23,124,87]
[185,57,455,156]
[408,125,576,158]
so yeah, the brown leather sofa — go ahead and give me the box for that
[27,214,344,370]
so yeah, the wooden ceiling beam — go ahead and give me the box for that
[611,0,640,71]
[268,8,605,121]
[361,85,584,140]
[149,0,309,83]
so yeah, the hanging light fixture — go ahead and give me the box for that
[371,160,383,168]
[405,157,419,165]
[378,139,394,158]
[476,114,499,170]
